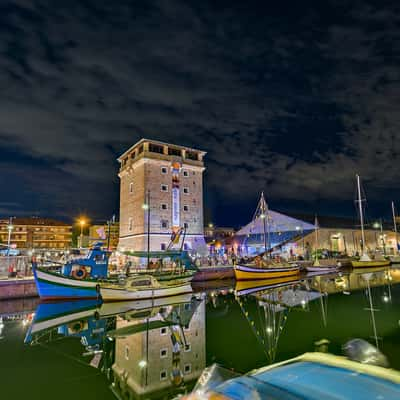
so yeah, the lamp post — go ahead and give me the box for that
[142,190,150,269]
[79,219,86,249]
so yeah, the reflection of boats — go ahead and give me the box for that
[184,351,400,399]
[234,276,300,296]
[351,176,390,268]
[234,193,300,281]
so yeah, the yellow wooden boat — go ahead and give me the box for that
[351,259,391,268]
[234,264,300,281]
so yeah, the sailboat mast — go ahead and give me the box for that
[314,215,320,266]
[392,201,399,255]
[261,192,268,256]
[356,175,367,255]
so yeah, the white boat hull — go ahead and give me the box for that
[307,266,339,272]
[100,282,193,301]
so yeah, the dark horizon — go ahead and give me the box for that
[1,1,400,227]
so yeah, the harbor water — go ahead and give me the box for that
[1,267,400,399]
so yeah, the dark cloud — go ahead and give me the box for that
[0,0,399,225]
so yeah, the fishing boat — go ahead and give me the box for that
[183,348,400,399]
[32,243,194,301]
[351,176,390,268]
[99,274,192,302]
[234,192,300,281]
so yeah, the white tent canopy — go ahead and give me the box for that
[236,209,315,236]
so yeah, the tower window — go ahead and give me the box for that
[183,187,189,194]
[184,343,191,352]
[161,243,166,250]
[160,327,167,335]
[128,218,133,231]
[161,167,168,174]
[160,370,167,381]
[149,143,164,154]
[184,364,192,374]
[168,147,182,157]
[183,205,189,212]
[161,184,168,192]
[160,348,168,358]
[161,203,168,210]
[129,182,133,194]
[161,220,169,229]
[184,222,189,229]
[183,170,189,177]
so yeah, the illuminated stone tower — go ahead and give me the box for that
[118,139,206,252]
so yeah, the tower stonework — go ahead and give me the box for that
[118,139,206,253]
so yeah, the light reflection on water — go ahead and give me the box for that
[1,267,400,399]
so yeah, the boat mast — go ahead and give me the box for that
[356,175,369,260]
[392,201,399,255]
[260,192,269,258]
[313,215,320,267]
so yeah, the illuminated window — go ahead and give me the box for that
[161,184,168,192]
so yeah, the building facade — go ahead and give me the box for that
[0,217,72,249]
[89,223,120,249]
[118,139,206,253]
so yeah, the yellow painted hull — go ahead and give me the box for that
[234,265,300,281]
[235,275,299,293]
[351,260,391,268]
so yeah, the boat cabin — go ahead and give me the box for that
[61,242,111,279]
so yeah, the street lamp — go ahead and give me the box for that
[79,219,86,249]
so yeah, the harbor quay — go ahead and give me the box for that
[1,138,400,400]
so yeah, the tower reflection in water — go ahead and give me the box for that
[110,295,206,399]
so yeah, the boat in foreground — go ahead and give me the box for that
[234,263,300,281]
[183,351,400,399]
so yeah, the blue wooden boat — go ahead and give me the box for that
[184,350,400,399]
[32,242,109,300]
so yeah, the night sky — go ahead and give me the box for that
[1,1,400,227]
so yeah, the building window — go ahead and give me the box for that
[183,187,189,194]
[186,151,198,161]
[184,364,191,374]
[161,184,168,192]
[161,220,169,229]
[160,370,167,381]
[138,144,144,153]
[161,203,168,210]
[168,147,181,157]
[125,345,129,360]
[128,218,133,231]
[183,170,189,177]
[160,348,168,358]
[184,343,191,352]
[149,143,164,154]
[129,182,133,194]
[161,243,166,250]
[183,222,188,229]
[161,167,168,174]
[183,205,189,212]
[160,327,167,336]
[183,243,190,250]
